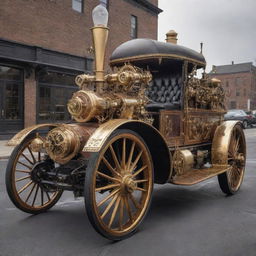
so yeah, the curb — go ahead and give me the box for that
[0,155,10,160]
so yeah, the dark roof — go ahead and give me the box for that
[129,0,163,15]
[110,38,206,68]
[210,62,255,74]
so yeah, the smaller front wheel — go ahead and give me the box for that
[5,133,63,214]
[85,129,153,240]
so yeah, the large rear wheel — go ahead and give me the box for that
[85,129,153,240]
[218,124,246,195]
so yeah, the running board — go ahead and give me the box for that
[171,165,231,186]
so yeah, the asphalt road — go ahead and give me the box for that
[1,129,256,256]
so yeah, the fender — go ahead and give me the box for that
[7,124,59,146]
[211,120,242,166]
[83,119,172,184]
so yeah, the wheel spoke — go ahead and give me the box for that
[135,187,147,192]
[101,193,119,219]
[21,153,34,166]
[18,161,32,170]
[134,179,148,184]
[132,165,147,178]
[25,183,36,203]
[27,146,36,163]
[122,138,126,169]
[127,141,135,170]
[32,185,39,206]
[45,191,51,201]
[102,157,121,177]
[108,196,121,228]
[96,171,120,183]
[18,180,33,194]
[41,187,44,206]
[234,138,240,155]
[109,145,121,171]
[15,175,31,182]
[16,169,31,174]
[97,188,120,207]
[124,196,133,222]
[128,193,140,209]
[119,197,124,231]
[95,183,120,192]
[130,150,143,173]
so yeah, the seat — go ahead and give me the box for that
[146,74,182,111]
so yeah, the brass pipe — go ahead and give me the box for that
[91,25,109,94]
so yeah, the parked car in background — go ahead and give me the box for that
[224,109,252,128]
[245,111,256,125]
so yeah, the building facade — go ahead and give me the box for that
[0,0,162,138]
[208,62,256,110]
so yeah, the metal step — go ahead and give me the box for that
[171,165,231,186]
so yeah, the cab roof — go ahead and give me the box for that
[110,38,206,70]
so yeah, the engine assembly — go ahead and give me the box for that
[44,124,93,164]
[67,64,152,123]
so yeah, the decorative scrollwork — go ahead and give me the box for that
[186,74,226,111]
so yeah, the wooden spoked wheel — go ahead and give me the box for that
[85,130,153,240]
[5,134,63,214]
[218,124,246,195]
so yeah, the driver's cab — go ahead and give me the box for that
[110,38,224,148]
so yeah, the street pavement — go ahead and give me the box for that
[1,129,256,256]
[0,140,13,160]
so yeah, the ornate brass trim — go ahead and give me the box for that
[110,53,206,67]
[184,110,223,145]
[211,120,241,166]
[83,119,166,152]
[7,124,59,146]
[159,110,184,147]
[171,165,232,185]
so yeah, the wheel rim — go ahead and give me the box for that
[91,133,153,236]
[243,121,247,128]
[227,125,246,192]
[11,137,61,210]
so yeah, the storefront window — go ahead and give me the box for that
[38,72,77,123]
[0,66,23,81]
[0,65,24,133]
[5,83,20,120]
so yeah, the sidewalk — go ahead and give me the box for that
[0,140,14,159]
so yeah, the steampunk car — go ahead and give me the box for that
[5,5,246,240]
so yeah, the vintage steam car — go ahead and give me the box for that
[5,5,246,240]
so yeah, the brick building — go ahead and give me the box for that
[208,62,256,110]
[0,0,162,138]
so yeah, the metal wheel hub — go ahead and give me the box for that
[121,174,137,194]
[233,153,245,166]
[30,162,50,183]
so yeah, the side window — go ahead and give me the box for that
[72,0,83,13]
[131,15,138,39]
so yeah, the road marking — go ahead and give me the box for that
[56,199,83,207]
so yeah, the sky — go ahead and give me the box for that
[158,0,256,72]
